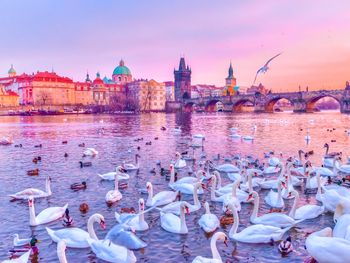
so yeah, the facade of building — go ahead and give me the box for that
[128,79,166,111]
[223,62,237,96]
[0,84,19,107]
[246,83,269,95]
[174,57,191,101]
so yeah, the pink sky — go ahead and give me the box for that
[1,0,350,91]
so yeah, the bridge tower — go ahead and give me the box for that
[174,57,191,101]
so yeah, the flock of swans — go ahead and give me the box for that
[4,128,350,263]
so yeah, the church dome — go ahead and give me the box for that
[93,72,104,85]
[8,64,16,76]
[112,59,131,76]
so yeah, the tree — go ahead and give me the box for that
[37,90,51,106]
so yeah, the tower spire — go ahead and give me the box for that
[228,61,233,78]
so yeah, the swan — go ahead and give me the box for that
[281,172,295,199]
[169,165,205,187]
[242,135,254,141]
[215,163,239,173]
[0,136,13,145]
[161,183,201,215]
[87,239,136,263]
[215,172,241,195]
[145,182,178,207]
[46,213,105,248]
[98,166,130,180]
[105,224,147,250]
[28,196,68,226]
[268,157,280,167]
[122,154,139,171]
[198,202,220,233]
[115,198,149,231]
[174,152,186,169]
[229,133,241,139]
[260,164,284,188]
[225,203,291,243]
[83,147,98,156]
[160,201,190,234]
[288,190,324,220]
[305,227,350,263]
[2,250,30,263]
[335,158,350,174]
[9,176,52,200]
[12,234,32,247]
[333,213,350,239]
[221,179,242,213]
[105,172,122,204]
[247,191,302,228]
[311,160,337,177]
[192,232,228,263]
[264,180,285,208]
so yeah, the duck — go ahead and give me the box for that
[122,154,140,171]
[225,203,291,243]
[57,240,68,263]
[27,169,39,176]
[2,250,31,263]
[9,176,52,199]
[161,126,167,131]
[88,239,136,263]
[161,182,202,215]
[305,227,350,263]
[264,180,286,209]
[34,144,42,148]
[198,202,220,233]
[79,161,92,168]
[173,127,182,133]
[192,232,228,263]
[70,181,87,191]
[46,213,106,248]
[12,234,32,247]
[247,191,303,228]
[105,224,147,250]
[79,203,89,213]
[288,190,324,220]
[28,196,68,226]
[145,182,179,207]
[105,172,123,204]
[62,208,74,227]
[98,166,130,180]
[278,236,293,256]
[83,147,98,156]
[160,201,190,234]
[78,143,85,147]
[115,198,149,231]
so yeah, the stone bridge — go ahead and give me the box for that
[182,89,350,113]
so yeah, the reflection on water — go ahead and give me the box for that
[0,112,350,262]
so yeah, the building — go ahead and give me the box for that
[0,84,19,107]
[174,57,191,101]
[112,59,132,84]
[223,62,237,96]
[164,81,174,101]
[128,79,166,111]
[246,83,269,95]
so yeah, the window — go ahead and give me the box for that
[118,76,121,81]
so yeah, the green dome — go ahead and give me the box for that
[112,59,131,76]
[8,64,16,74]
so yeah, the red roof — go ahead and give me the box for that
[7,91,19,96]
[93,77,104,85]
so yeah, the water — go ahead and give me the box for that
[0,111,350,262]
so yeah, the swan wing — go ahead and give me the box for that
[295,205,324,220]
[35,204,67,224]
[46,227,90,247]
[256,213,295,227]
[161,212,181,233]
[152,191,177,206]
[198,214,219,233]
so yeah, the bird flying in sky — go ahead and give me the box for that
[253,53,282,84]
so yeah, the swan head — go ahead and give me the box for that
[28,197,34,207]
[280,180,287,189]
[181,202,190,214]
[146,182,152,192]
[246,191,258,202]
[169,164,175,171]
[92,214,106,230]
[116,166,127,173]
[214,232,228,247]
[175,152,181,158]
[139,198,145,211]
[287,190,298,199]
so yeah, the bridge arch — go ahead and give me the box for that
[265,97,294,113]
[232,99,255,112]
[205,99,223,112]
[183,102,196,112]
[306,95,341,112]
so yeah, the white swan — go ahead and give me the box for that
[268,157,280,167]
[98,166,130,180]
[46,213,106,248]
[28,196,68,226]
[260,164,284,189]
[242,135,254,141]
[192,232,228,263]
[115,198,149,231]
[174,152,186,169]
[225,203,291,243]
[83,147,98,156]
[105,172,122,204]
[57,240,68,263]
[9,176,52,200]
[215,163,239,173]
[333,213,350,239]
[288,190,324,220]
[247,191,302,228]
[305,227,350,263]
[105,224,147,250]
[145,182,178,207]
[13,234,31,247]
[335,158,350,174]
[88,239,136,263]
[161,182,201,215]
[160,201,190,234]
[2,250,30,263]
[198,202,220,233]
[169,165,205,187]
[122,154,139,171]
[264,180,285,208]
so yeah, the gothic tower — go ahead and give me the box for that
[174,57,191,101]
[225,62,236,96]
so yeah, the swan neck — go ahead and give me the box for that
[289,192,298,218]
[139,204,144,223]
[210,177,217,200]
[193,184,199,206]
[229,205,239,236]
[248,172,253,192]
[114,174,119,191]
[29,202,36,226]
[210,235,222,261]
[277,182,282,200]
[232,180,239,197]
[316,173,322,196]
[87,215,98,240]
[205,202,210,214]
[46,178,51,195]
[180,207,188,233]
[58,246,68,263]
[216,173,222,189]
[250,195,259,222]
[147,185,153,205]
[169,168,175,185]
